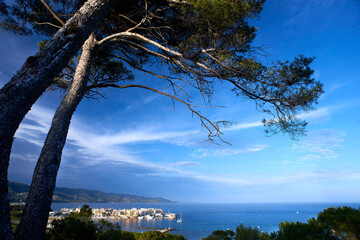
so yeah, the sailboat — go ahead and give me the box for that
[177,211,183,223]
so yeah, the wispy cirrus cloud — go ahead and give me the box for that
[220,102,353,133]
[172,161,202,168]
[190,146,267,158]
[222,101,355,135]
[11,105,269,187]
[298,101,359,123]
[183,168,360,186]
[284,0,337,29]
[224,121,263,131]
[14,104,200,172]
[293,129,345,161]
[13,104,357,189]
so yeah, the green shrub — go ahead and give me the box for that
[136,231,186,240]
[204,229,235,240]
[46,215,97,240]
[317,206,360,240]
[235,225,270,240]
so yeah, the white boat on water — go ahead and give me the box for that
[177,211,183,223]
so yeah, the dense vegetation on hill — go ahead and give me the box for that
[8,182,173,203]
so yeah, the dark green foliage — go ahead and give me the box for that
[232,55,323,139]
[137,231,186,240]
[122,231,136,240]
[97,219,121,232]
[235,225,270,240]
[97,229,122,240]
[0,0,7,15]
[9,210,22,220]
[137,231,168,240]
[273,219,334,240]
[317,207,360,240]
[47,215,97,240]
[78,204,92,221]
[266,206,360,240]
[46,205,123,240]
[0,0,68,36]
[169,0,264,53]
[96,219,122,240]
[204,229,235,240]
[0,0,84,36]
[9,204,25,231]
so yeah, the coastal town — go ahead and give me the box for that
[49,207,177,220]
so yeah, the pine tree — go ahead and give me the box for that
[0,1,324,238]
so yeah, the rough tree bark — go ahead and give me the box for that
[0,0,117,239]
[15,32,97,240]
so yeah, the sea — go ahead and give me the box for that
[50,202,360,240]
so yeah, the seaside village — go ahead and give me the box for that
[49,207,177,220]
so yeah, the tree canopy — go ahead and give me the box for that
[0,0,324,239]
[1,0,323,141]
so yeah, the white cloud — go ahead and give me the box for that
[285,0,337,29]
[10,153,39,162]
[297,101,358,123]
[174,168,360,187]
[14,104,201,173]
[221,168,360,186]
[300,154,322,161]
[218,102,353,134]
[14,105,55,147]
[173,161,202,167]
[11,104,275,187]
[14,104,357,189]
[224,121,263,131]
[293,129,345,160]
[190,146,267,158]
[93,129,198,145]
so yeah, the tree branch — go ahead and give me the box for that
[34,21,61,28]
[87,83,229,144]
[98,32,182,57]
[39,0,65,26]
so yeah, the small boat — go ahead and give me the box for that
[177,211,183,223]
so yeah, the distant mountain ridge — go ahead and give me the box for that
[8,182,174,203]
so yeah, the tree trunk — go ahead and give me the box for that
[0,1,117,239]
[15,32,98,240]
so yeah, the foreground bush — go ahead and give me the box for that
[136,231,186,240]
[203,226,270,240]
[46,215,98,240]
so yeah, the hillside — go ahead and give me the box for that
[8,182,174,203]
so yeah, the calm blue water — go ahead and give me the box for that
[51,202,360,240]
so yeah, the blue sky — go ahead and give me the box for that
[1,0,360,203]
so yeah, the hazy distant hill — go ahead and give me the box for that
[8,182,174,203]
